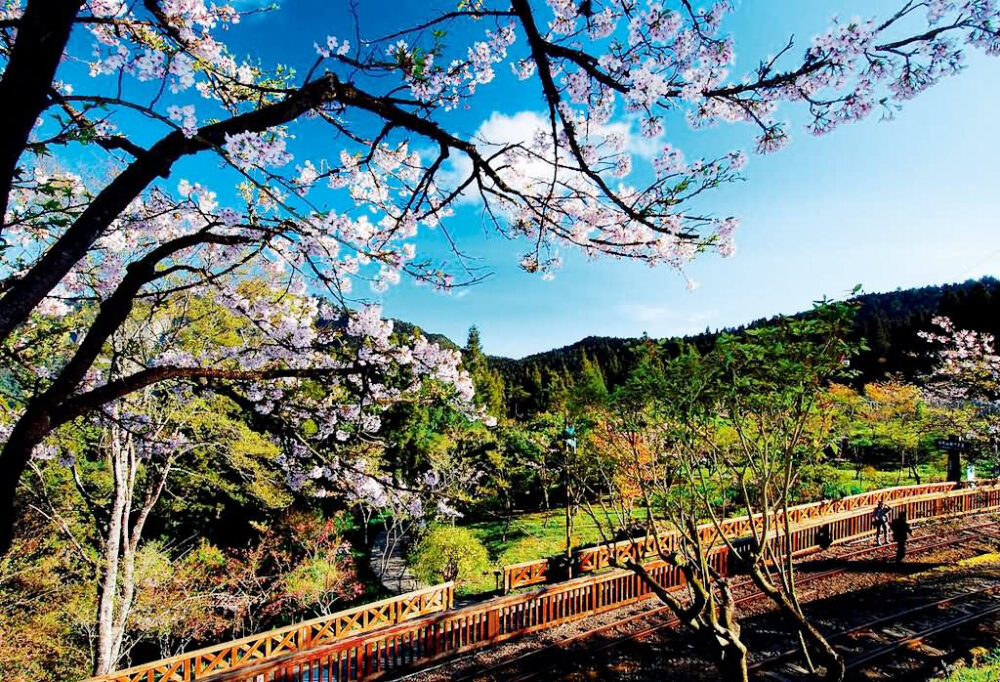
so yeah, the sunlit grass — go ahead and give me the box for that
[448,464,950,596]
[466,506,652,566]
[943,648,1000,681]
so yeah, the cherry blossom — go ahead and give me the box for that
[0,0,999,551]
[920,316,1000,401]
[167,104,198,138]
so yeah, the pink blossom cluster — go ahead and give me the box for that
[83,0,274,111]
[375,22,517,108]
[224,131,293,171]
[0,1,23,21]
[314,35,351,59]
[167,104,198,138]
[7,176,481,499]
[6,0,1000,524]
[920,316,1000,401]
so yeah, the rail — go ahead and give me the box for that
[91,482,1000,682]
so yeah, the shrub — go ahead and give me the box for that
[799,463,841,500]
[281,548,364,616]
[409,526,492,590]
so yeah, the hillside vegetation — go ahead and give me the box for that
[488,278,1000,417]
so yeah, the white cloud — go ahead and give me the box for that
[619,303,717,336]
[440,109,663,206]
[441,110,551,206]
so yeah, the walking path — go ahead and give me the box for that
[369,528,423,594]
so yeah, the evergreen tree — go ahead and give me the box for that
[463,326,505,418]
[571,352,609,411]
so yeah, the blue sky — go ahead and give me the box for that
[228,1,1000,358]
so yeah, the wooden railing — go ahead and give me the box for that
[198,555,725,682]
[502,558,550,593]
[506,481,980,590]
[88,582,453,682]
[197,483,1000,682]
[92,482,1000,682]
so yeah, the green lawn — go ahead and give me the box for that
[450,506,650,596]
[943,648,1000,681]
[818,461,948,498]
[446,463,951,597]
[465,505,651,568]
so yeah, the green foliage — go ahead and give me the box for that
[492,277,1000,419]
[158,393,292,540]
[0,511,92,681]
[943,648,1000,681]
[463,326,506,417]
[589,300,865,529]
[409,525,492,591]
[570,352,609,411]
[282,553,360,615]
[7,273,1000,679]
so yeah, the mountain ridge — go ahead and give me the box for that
[471,276,1000,415]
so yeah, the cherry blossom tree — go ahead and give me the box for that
[920,316,1000,475]
[1,0,998,555]
[920,316,1000,401]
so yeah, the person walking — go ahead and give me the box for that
[816,523,833,551]
[872,500,889,546]
[890,509,912,562]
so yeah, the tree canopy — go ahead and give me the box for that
[1,0,998,559]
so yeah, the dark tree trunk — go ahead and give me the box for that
[628,558,749,682]
[798,618,845,681]
[746,562,845,681]
[0,0,81,229]
[774,588,844,680]
[0,406,53,554]
[707,632,749,682]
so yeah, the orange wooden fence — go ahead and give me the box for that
[91,482,1000,682]
[195,554,726,682]
[195,484,1000,682]
[88,582,453,682]
[507,481,979,590]
[502,558,550,593]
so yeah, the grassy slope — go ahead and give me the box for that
[451,464,948,596]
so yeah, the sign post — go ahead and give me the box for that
[936,435,968,483]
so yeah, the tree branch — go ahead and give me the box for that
[55,365,351,427]
[0,73,340,345]
[0,0,81,232]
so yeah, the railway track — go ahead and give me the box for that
[753,584,1000,680]
[397,519,1000,682]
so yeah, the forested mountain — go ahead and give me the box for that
[480,277,1000,416]
[393,320,461,352]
